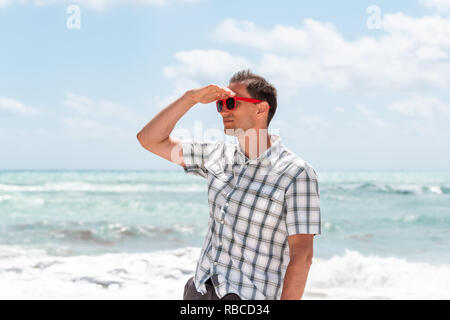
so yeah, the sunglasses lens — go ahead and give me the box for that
[226,98,235,110]
[217,100,223,112]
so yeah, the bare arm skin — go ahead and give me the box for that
[280,234,314,300]
[136,85,235,168]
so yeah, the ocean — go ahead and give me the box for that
[1,170,449,299]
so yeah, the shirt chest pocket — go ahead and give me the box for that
[204,160,233,203]
[205,161,232,182]
[247,181,284,214]
[204,159,232,181]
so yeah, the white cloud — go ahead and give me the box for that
[356,105,393,129]
[0,0,201,10]
[270,119,290,130]
[158,14,450,136]
[0,0,10,8]
[61,116,123,139]
[61,92,145,139]
[63,92,143,125]
[420,0,450,12]
[300,115,330,128]
[149,86,196,111]
[159,50,252,110]
[163,49,252,85]
[70,0,167,10]
[0,97,39,116]
[210,15,450,92]
[410,121,439,137]
[387,95,450,118]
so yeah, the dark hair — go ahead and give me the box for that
[229,69,277,127]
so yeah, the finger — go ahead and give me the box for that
[222,87,236,96]
[216,90,228,100]
[218,94,228,101]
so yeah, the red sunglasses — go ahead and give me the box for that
[216,96,267,112]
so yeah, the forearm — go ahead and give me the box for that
[137,90,196,147]
[280,258,312,300]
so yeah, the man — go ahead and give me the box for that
[137,69,321,300]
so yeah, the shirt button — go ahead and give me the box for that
[220,219,224,224]
[214,262,218,266]
[224,202,229,207]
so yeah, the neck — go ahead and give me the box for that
[237,128,272,160]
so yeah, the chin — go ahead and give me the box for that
[224,127,238,136]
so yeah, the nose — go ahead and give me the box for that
[219,106,232,116]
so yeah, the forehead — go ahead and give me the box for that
[227,82,250,97]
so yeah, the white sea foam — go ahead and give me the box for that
[0,245,199,300]
[306,249,450,300]
[0,195,13,202]
[332,182,450,196]
[429,186,443,194]
[0,182,205,193]
[0,245,449,300]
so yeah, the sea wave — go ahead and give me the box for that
[329,182,450,195]
[307,249,450,299]
[0,245,200,299]
[2,180,449,196]
[0,245,449,299]
[0,182,205,193]
[6,221,199,245]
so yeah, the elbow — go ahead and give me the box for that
[137,131,159,152]
[136,131,143,145]
[137,131,149,149]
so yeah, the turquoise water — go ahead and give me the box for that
[1,170,449,263]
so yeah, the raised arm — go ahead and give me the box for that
[136,85,235,168]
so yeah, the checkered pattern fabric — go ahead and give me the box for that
[181,134,321,300]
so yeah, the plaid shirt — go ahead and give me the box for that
[181,134,321,300]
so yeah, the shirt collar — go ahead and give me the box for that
[234,134,283,167]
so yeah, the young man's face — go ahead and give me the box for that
[221,82,265,136]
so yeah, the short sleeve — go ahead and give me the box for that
[181,140,221,179]
[284,166,321,236]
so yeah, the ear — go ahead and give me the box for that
[257,101,270,114]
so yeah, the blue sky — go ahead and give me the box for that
[1,0,449,171]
